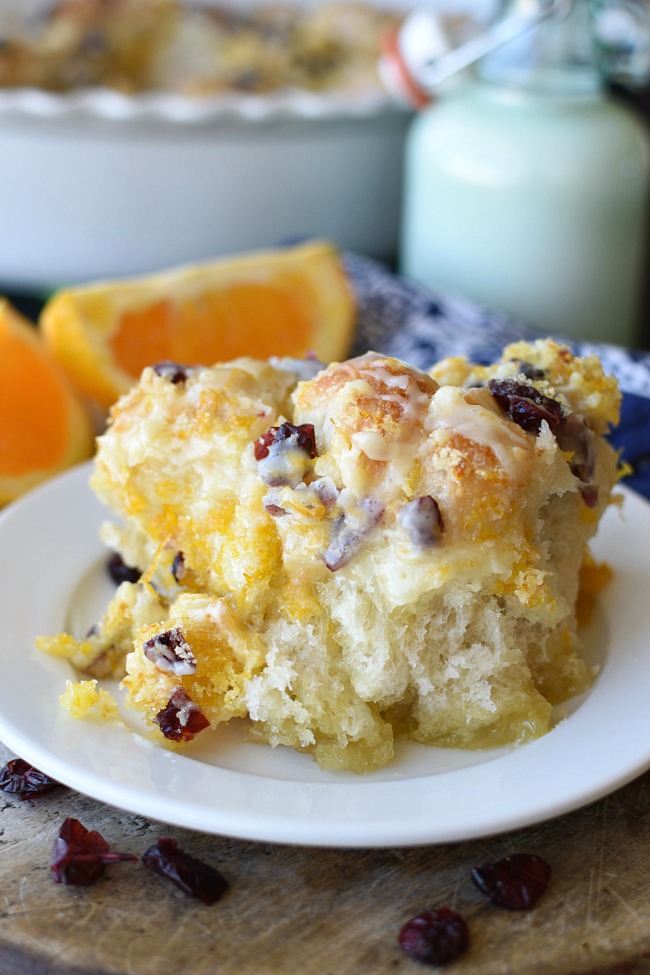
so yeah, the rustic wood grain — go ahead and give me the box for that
[1,741,649,975]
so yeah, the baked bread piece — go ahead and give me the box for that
[48,340,621,772]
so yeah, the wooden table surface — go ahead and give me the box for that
[1,739,649,975]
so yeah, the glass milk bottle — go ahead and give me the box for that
[400,0,650,346]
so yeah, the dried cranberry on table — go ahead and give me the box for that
[398,907,470,966]
[471,853,552,910]
[142,837,229,905]
[154,687,210,742]
[0,758,61,800]
[51,817,138,886]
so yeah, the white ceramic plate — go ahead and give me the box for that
[1,462,649,848]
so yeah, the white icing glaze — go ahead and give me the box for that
[429,386,530,477]
[351,430,415,464]
[364,359,431,424]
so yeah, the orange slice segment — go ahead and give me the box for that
[0,299,94,506]
[39,239,356,410]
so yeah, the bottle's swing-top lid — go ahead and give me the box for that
[380,0,650,107]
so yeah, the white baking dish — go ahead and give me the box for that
[0,1,413,290]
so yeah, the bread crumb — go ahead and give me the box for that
[36,633,96,670]
[60,679,121,722]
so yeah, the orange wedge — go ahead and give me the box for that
[0,299,94,506]
[39,239,356,411]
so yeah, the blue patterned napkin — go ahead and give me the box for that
[345,252,650,502]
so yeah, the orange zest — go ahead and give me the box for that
[39,239,356,411]
[0,299,94,506]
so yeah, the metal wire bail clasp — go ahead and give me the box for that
[380,0,573,106]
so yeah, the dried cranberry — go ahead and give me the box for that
[491,379,598,504]
[580,484,599,508]
[107,552,140,585]
[515,361,546,381]
[471,853,551,910]
[264,503,288,517]
[171,551,186,583]
[144,627,197,676]
[254,422,318,487]
[142,837,229,904]
[488,378,564,435]
[398,908,469,966]
[155,687,210,742]
[324,497,384,571]
[152,361,192,384]
[0,759,61,800]
[311,476,339,509]
[254,422,317,462]
[556,413,596,483]
[398,496,444,547]
[51,817,137,886]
